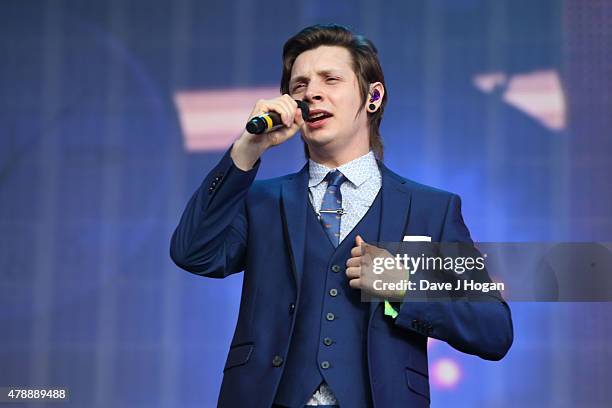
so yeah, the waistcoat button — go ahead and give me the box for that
[272,355,283,367]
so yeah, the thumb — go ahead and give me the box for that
[294,108,305,128]
[356,236,373,266]
[356,235,367,247]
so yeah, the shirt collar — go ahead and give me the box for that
[308,150,379,188]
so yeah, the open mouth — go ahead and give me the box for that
[306,110,333,123]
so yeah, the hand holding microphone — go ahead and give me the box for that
[247,99,310,134]
[231,95,309,171]
[242,94,309,145]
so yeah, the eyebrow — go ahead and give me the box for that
[290,69,343,87]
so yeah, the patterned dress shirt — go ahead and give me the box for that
[305,150,382,406]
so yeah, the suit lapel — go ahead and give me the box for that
[280,163,309,291]
[370,162,413,318]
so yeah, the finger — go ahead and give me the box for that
[348,277,361,289]
[270,125,299,145]
[294,107,305,127]
[280,95,297,127]
[282,93,298,111]
[351,245,362,258]
[278,100,293,128]
[356,235,368,255]
[345,266,361,279]
[346,257,360,268]
[282,93,296,105]
[252,99,269,117]
[258,100,291,127]
[274,99,290,128]
[292,96,307,125]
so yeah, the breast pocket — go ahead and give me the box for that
[223,343,254,372]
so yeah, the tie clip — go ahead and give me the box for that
[319,208,347,215]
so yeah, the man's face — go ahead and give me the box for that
[289,45,369,156]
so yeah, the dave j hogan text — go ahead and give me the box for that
[373,279,505,294]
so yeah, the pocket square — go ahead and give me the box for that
[402,235,431,242]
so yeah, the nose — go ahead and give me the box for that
[304,82,323,103]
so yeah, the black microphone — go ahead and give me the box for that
[246,100,310,134]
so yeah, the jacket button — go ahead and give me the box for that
[331,265,341,273]
[288,303,296,314]
[329,288,338,297]
[323,337,333,346]
[272,355,283,367]
[326,312,335,321]
[320,361,331,369]
[411,319,419,329]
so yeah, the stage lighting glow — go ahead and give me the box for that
[431,358,462,388]
[473,70,566,131]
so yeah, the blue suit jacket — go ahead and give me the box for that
[170,147,513,408]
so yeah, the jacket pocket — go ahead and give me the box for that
[223,343,254,372]
[405,366,430,402]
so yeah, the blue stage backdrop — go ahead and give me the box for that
[1,0,611,407]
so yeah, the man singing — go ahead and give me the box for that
[170,24,513,408]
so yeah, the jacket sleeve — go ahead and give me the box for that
[169,146,259,278]
[393,194,514,361]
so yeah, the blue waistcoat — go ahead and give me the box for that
[274,191,382,407]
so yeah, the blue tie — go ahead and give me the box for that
[320,170,347,247]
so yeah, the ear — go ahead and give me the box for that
[367,82,385,112]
